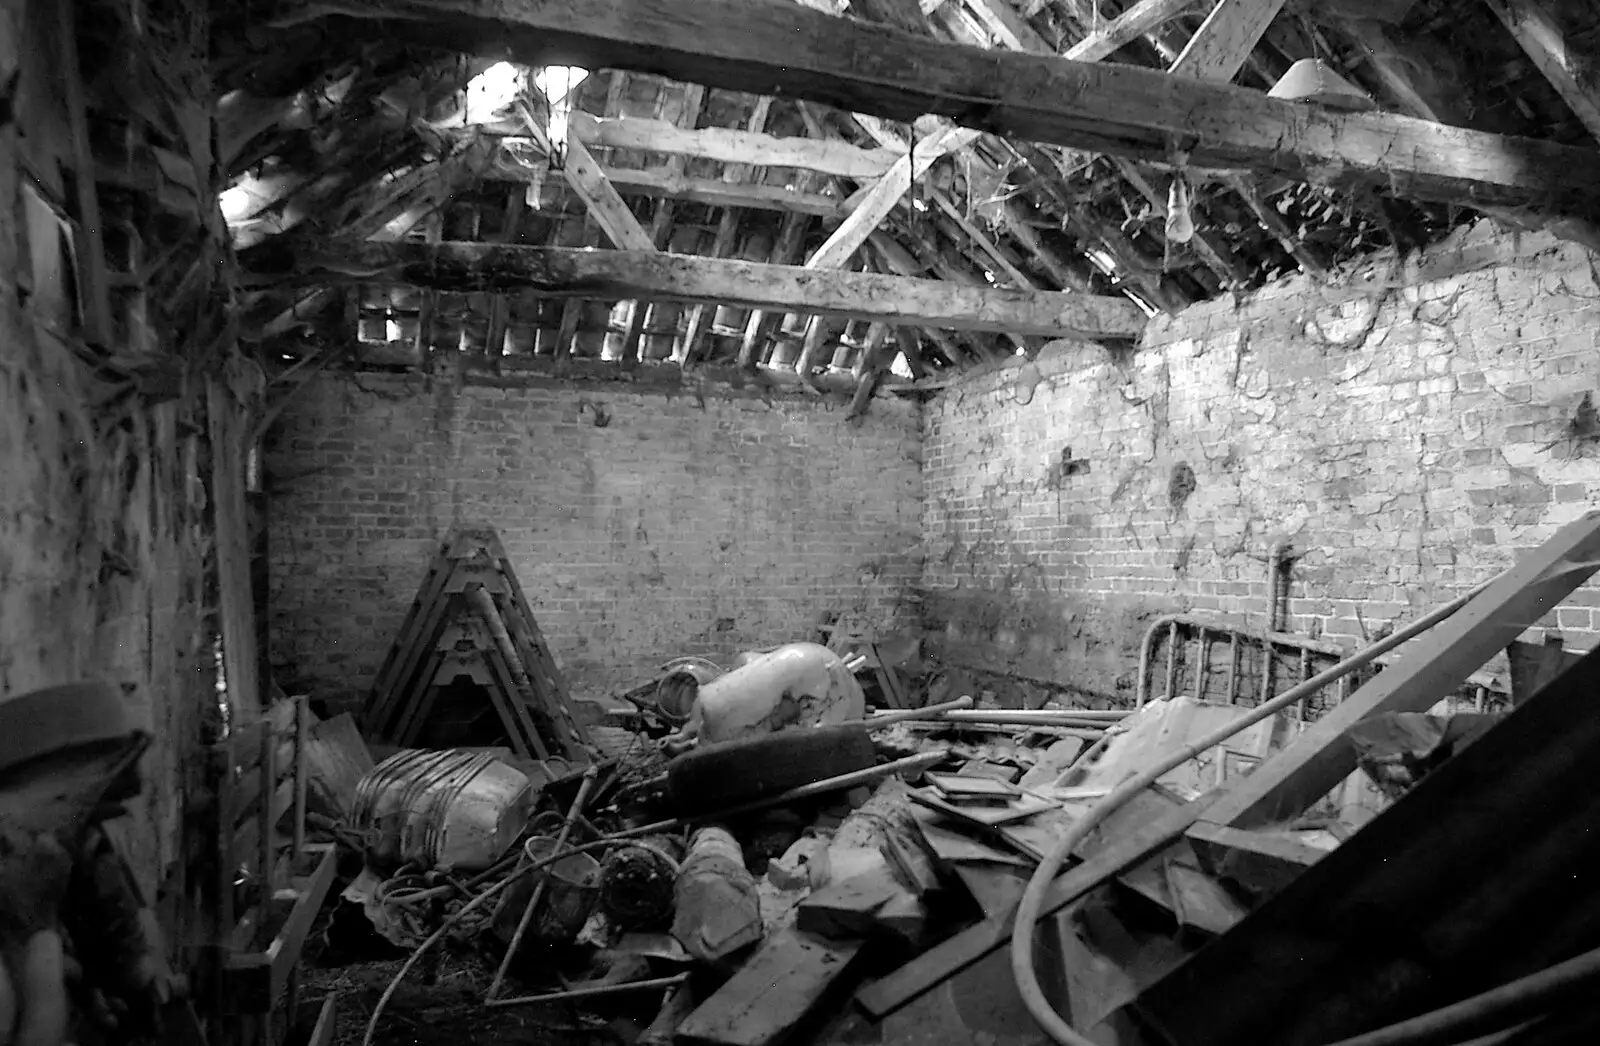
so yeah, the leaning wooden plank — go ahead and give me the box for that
[242,240,1150,340]
[855,797,1209,1018]
[1133,643,1600,1046]
[677,929,865,1046]
[570,112,900,179]
[1199,508,1600,830]
[303,713,373,819]
[298,0,1600,219]
[1184,820,1327,897]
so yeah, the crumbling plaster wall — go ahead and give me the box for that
[922,221,1600,706]
[268,371,923,710]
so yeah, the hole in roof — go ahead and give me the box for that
[464,61,529,124]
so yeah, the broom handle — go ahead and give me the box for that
[485,764,599,1000]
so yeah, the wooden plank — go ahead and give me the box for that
[805,122,979,271]
[1184,819,1326,896]
[1168,0,1291,82]
[248,240,1151,339]
[560,134,657,251]
[1202,509,1600,831]
[855,796,1208,1019]
[1133,645,1600,1046]
[310,0,1600,219]
[55,0,112,347]
[932,193,1036,288]
[209,378,261,723]
[570,111,900,178]
[303,713,372,818]
[677,929,865,1046]
[1484,0,1600,143]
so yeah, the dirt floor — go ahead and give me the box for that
[305,954,626,1046]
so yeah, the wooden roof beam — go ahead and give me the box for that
[245,239,1150,340]
[570,111,903,178]
[559,134,656,251]
[1482,0,1600,144]
[294,0,1600,220]
[807,121,977,270]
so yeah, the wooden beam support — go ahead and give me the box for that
[1168,0,1291,82]
[1200,509,1600,831]
[931,193,1036,288]
[1483,0,1600,143]
[537,162,850,218]
[559,133,657,251]
[247,239,1150,340]
[569,111,902,179]
[806,122,979,270]
[302,0,1600,219]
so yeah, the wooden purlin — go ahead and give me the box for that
[360,527,589,759]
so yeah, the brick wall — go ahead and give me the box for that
[267,372,923,710]
[922,221,1600,706]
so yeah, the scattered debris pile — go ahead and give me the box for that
[276,514,1600,1046]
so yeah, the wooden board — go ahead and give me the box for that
[302,713,373,818]
[246,239,1151,341]
[856,796,1208,1019]
[797,867,921,940]
[1185,820,1327,897]
[1132,643,1600,1046]
[676,929,864,1046]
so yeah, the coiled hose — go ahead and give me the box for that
[1010,576,1498,1046]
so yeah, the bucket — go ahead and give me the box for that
[492,836,602,948]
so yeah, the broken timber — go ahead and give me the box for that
[858,510,1600,1017]
[294,0,1600,220]
[240,240,1150,340]
[1135,642,1600,1046]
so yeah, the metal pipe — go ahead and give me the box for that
[901,710,1108,731]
